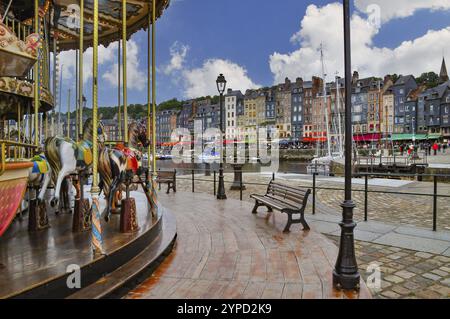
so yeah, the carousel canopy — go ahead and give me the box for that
[53,0,170,51]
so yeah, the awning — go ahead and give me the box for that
[303,137,327,143]
[353,133,381,142]
[384,134,428,141]
[427,133,442,140]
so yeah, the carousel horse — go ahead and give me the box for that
[9,130,52,207]
[44,118,106,209]
[98,121,150,222]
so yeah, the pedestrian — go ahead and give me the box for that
[433,142,438,156]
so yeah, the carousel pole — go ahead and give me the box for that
[58,65,63,136]
[147,12,151,178]
[152,0,157,175]
[52,31,57,137]
[118,26,122,140]
[79,0,84,139]
[34,0,40,147]
[75,49,79,141]
[91,0,104,255]
[67,88,71,139]
[122,0,128,145]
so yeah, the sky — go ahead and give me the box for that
[57,0,450,112]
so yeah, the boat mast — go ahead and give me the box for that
[336,75,344,157]
[320,44,332,157]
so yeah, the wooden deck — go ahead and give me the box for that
[0,191,162,298]
[126,192,371,299]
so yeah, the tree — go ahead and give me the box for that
[416,72,440,89]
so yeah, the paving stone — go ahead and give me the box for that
[391,285,413,296]
[422,273,442,281]
[380,290,400,298]
[439,266,450,273]
[395,270,416,279]
[415,289,442,299]
[431,269,448,277]
[440,278,450,287]
[402,281,422,291]
[384,275,404,284]
[415,252,434,259]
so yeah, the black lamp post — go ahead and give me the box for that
[332,0,360,290]
[216,74,227,200]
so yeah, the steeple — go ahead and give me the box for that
[439,57,449,83]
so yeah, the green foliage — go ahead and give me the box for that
[158,98,183,111]
[416,72,440,89]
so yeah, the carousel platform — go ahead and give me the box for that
[0,191,177,299]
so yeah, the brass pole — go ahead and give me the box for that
[122,0,128,144]
[147,12,151,176]
[152,0,156,174]
[34,0,39,147]
[17,103,21,158]
[91,0,103,256]
[118,38,122,140]
[67,88,71,139]
[92,0,99,194]
[79,0,84,138]
[75,49,79,141]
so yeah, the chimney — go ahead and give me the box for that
[227,88,232,94]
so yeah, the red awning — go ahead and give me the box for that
[353,133,381,142]
[303,137,327,143]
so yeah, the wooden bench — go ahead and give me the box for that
[156,170,176,194]
[250,180,310,232]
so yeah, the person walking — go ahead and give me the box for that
[433,142,438,156]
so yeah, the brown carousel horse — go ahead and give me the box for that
[98,121,151,222]
[45,118,106,210]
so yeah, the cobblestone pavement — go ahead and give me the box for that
[170,173,450,298]
[174,172,450,231]
[327,235,450,299]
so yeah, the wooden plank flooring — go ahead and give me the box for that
[126,192,371,299]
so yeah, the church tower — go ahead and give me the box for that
[439,57,449,83]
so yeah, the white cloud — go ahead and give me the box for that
[57,39,146,91]
[102,40,146,91]
[162,41,189,75]
[182,59,260,99]
[354,0,450,23]
[269,2,450,84]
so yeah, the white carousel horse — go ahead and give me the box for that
[44,118,106,208]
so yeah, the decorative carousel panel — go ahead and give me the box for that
[0,79,54,119]
[0,162,33,237]
[0,21,38,77]
[54,0,171,51]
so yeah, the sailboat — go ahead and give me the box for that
[307,46,344,175]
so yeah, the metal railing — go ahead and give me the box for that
[164,167,450,232]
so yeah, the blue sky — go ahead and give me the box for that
[58,0,450,111]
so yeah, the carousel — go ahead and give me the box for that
[0,0,176,299]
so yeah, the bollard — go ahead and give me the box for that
[433,175,437,231]
[364,174,368,221]
[192,170,195,193]
[214,170,216,196]
[312,173,316,215]
[240,169,243,201]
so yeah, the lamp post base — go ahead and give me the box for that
[332,270,360,291]
[333,200,360,290]
[217,168,227,200]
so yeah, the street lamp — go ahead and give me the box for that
[216,74,227,200]
[333,0,360,290]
